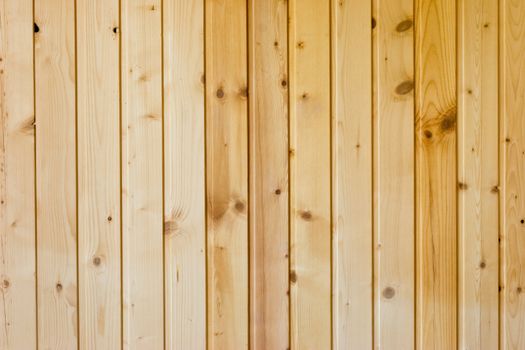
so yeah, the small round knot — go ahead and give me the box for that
[56,283,63,292]
[2,279,10,289]
[234,200,245,213]
[300,210,312,220]
[396,19,413,32]
[424,130,433,139]
[395,80,414,95]
[382,287,395,299]
[479,261,486,269]
[216,88,224,99]
[34,23,40,33]
[93,256,102,266]
[289,270,297,283]
[274,189,282,195]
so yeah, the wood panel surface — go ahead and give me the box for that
[458,0,499,348]
[0,1,36,348]
[415,0,457,348]
[163,0,206,348]
[372,0,414,348]
[121,1,164,348]
[248,0,289,349]
[205,0,249,348]
[332,0,373,348]
[35,0,78,348]
[289,0,331,348]
[76,0,121,348]
[1,1,524,349]
[500,0,525,348]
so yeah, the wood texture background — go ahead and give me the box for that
[0,0,523,349]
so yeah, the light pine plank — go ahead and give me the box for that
[76,0,121,348]
[289,0,331,348]
[205,0,248,348]
[372,0,414,348]
[121,1,164,348]
[332,0,373,348]
[163,0,205,348]
[500,0,525,348]
[415,0,457,348]
[248,0,289,348]
[0,0,37,348]
[458,0,499,348]
[35,0,78,348]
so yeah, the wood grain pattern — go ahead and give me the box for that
[163,0,206,348]
[76,0,121,348]
[372,0,414,348]
[500,0,525,348]
[289,0,331,348]
[35,0,78,348]
[458,0,499,348]
[205,0,248,348]
[332,0,373,348]
[0,0,37,348]
[248,0,289,349]
[415,0,457,348]
[121,1,164,348]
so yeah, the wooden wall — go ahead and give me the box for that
[0,0,524,349]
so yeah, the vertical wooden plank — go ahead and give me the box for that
[458,0,499,348]
[0,0,37,348]
[372,0,414,348]
[248,0,289,349]
[500,0,525,348]
[121,0,164,348]
[205,0,248,348]
[34,0,78,348]
[415,0,457,348]
[163,0,205,348]
[76,0,121,348]
[289,0,331,348]
[332,0,373,348]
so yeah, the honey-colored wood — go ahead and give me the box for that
[163,0,206,348]
[0,1,37,348]
[76,0,121,348]
[458,0,499,348]
[205,0,249,348]
[248,0,289,349]
[372,0,414,348]
[500,0,525,348]
[289,0,331,348]
[121,1,164,348]
[3,2,525,348]
[35,0,78,348]
[415,0,457,348]
[332,0,373,348]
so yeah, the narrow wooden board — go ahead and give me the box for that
[500,0,525,348]
[372,0,414,348]
[458,0,499,348]
[121,1,164,348]
[332,0,373,348]
[163,0,206,348]
[205,0,248,348]
[35,0,78,348]
[289,0,331,348]
[0,0,37,348]
[76,0,121,348]
[415,0,457,348]
[248,0,289,348]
